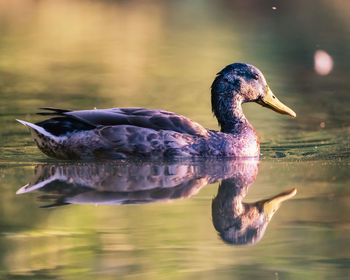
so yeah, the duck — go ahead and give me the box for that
[17,63,296,160]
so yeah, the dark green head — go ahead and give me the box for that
[211,63,296,129]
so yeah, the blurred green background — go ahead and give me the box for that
[0,0,349,279]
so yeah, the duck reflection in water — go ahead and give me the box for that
[17,159,296,245]
[212,171,296,245]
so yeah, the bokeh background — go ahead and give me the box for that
[0,0,349,279]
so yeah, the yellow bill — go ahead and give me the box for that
[262,188,297,222]
[257,86,296,118]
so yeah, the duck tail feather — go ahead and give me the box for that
[16,119,56,139]
[39,201,70,208]
[37,107,71,116]
[37,112,61,116]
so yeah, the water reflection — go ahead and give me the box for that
[213,181,296,245]
[17,159,296,246]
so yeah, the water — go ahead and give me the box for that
[0,0,349,279]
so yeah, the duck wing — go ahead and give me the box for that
[38,107,208,136]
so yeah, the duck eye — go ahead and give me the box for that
[251,73,259,80]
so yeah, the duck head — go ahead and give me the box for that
[211,63,296,131]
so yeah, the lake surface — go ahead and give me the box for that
[0,1,349,279]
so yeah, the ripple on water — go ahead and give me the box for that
[261,130,350,161]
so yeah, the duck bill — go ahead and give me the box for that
[257,87,296,118]
[262,188,297,221]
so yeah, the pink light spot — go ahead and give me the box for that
[314,50,333,75]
